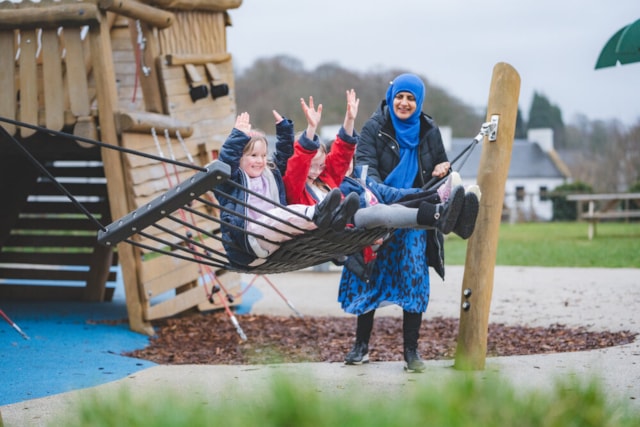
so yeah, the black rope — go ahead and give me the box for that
[423,135,481,191]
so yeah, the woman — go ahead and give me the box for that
[338,73,479,372]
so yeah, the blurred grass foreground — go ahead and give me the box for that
[58,374,640,427]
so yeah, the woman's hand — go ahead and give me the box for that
[234,112,252,135]
[432,161,451,178]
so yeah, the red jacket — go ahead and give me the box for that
[283,127,357,205]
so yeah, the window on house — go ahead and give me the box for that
[539,186,549,201]
[515,186,525,202]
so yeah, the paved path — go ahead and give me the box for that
[2,266,639,426]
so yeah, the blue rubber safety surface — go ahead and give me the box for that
[0,279,261,406]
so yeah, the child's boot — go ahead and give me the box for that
[416,185,464,234]
[313,188,342,229]
[453,185,481,239]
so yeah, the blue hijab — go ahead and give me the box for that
[383,73,425,189]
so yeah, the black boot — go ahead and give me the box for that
[453,190,479,239]
[345,310,374,365]
[330,192,360,231]
[313,188,342,229]
[403,311,425,373]
[416,185,464,234]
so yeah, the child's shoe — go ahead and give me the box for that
[452,185,481,239]
[313,188,342,229]
[330,192,360,231]
[436,171,462,203]
[417,185,464,234]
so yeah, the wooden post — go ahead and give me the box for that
[90,13,154,335]
[454,62,520,370]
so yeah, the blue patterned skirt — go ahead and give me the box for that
[337,228,430,315]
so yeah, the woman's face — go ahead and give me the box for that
[239,139,267,178]
[392,91,417,120]
[307,150,326,183]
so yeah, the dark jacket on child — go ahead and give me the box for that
[217,118,294,267]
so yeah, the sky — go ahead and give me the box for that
[226,0,639,127]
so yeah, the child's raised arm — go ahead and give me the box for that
[343,89,359,137]
[300,96,322,140]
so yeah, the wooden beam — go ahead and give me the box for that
[142,0,242,13]
[0,3,100,30]
[115,110,193,136]
[98,0,175,29]
[455,62,520,371]
[89,12,154,335]
[166,52,231,66]
[0,30,16,135]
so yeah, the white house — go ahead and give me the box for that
[443,127,571,222]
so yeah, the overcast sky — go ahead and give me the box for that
[227,0,639,127]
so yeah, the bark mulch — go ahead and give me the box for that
[121,311,637,365]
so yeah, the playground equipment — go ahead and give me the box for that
[0,0,244,335]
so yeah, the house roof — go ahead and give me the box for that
[449,138,568,180]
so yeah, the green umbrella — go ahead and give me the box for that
[595,18,640,69]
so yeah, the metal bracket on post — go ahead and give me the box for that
[488,115,499,141]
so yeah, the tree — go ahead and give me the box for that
[527,92,566,148]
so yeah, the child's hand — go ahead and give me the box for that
[234,112,252,135]
[272,110,284,124]
[345,89,359,121]
[300,96,323,139]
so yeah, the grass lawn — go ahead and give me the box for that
[445,222,640,268]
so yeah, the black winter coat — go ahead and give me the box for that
[355,101,449,279]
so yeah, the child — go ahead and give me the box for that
[283,90,362,230]
[216,111,343,267]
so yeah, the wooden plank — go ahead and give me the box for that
[15,217,103,230]
[127,19,164,114]
[141,0,241,13]
[98,0,175,29]
[0,285,115,302]
[140,254,200,297]
[18,29,38,138]
[582,211,640,220]
[41,28,65,130]
[115,110,193,136]
[0,3,101,30]
[145,283,206,320]
[4,234,98,247]
[63,27,91,117]
[567,193,640,202]
[0,267,91,281]
[85,243,114,301]
[0,251,94,265]
[0,30,16,135]
[21,201,105,214]
[34,181,108,197]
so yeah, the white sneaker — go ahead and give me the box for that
[466,184,481,201]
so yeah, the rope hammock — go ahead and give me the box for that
[0,116,486,275]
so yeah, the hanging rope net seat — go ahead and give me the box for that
[1,115,486,276]
[96,160,393,274]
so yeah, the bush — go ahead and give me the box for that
[549,181,593,221]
